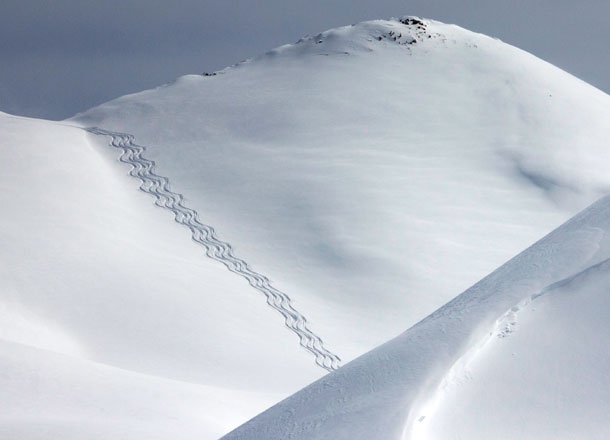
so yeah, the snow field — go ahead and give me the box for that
[3,15,610,439]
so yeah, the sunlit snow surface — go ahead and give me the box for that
[2,16,610,439]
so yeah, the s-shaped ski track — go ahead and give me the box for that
[86,127,341,372]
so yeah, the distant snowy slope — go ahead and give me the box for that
[0,113,323,439]
[72,17,610,361]
[223,195,610,440]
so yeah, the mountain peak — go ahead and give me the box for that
[210,16,472,75]
[298,16,433,48]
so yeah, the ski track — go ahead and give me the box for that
[86,127,341,372]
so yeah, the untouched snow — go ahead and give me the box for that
[415,259,610,439]
[0,340,269,440]
[72,17,610,362]
[224,195,610,440]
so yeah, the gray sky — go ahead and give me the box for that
[2,0,609,120]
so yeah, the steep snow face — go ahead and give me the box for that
[0,113,322,439]
[223,196,610,440]
[72,17,610,361]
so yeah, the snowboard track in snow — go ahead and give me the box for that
[86,127,341,372]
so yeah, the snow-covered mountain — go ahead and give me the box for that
[71,17,610,362]
[2,16,610,439]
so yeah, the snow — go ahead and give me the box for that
[0,339,269,440]
[416,260,610,439]
[2,15,610,439]
[0,113,321,439]
[224,196,610,440]
[72,18,610,362]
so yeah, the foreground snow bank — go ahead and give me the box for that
[415,258,610,439]
[224,195,610,439]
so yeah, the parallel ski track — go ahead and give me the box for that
[86,127,341,372]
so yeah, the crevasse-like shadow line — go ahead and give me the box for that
[86,127,341,372]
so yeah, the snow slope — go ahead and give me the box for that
[415,258,610,439]
[0,113,323,439]
[72,17,610,362]
[3,15,610,439]
[223,195,610,440]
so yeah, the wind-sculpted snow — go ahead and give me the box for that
[86,127,341,372]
